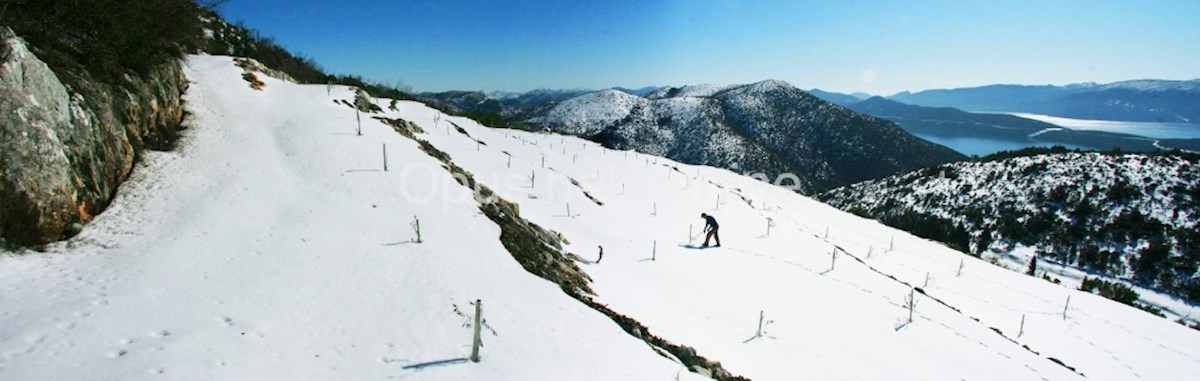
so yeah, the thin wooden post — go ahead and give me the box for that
[470,299,482,362]
[566,202,571,218]
[382,143,388,171]
[766,217,773,236]
[957,258,964,277]
[890,237,895,252]
[652,203,657,216]
[541,156,545,168]
[413,216,422,244]
[530,170,536,188]
[653,240,657,261]
[831,248,837,270]
[757,310,765,337]
[908,287,915,323]
[1019,314,1026,337]
[689,224,693,244]
[1063,295,1071,320]
[355,108,362,136]
[923,272,931,288]
[715,194,720,210]
[824,226,829,239]
[507,155,511,168]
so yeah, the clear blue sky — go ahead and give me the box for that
[217,0,1200,95]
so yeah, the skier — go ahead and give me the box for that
[700,213,721,248]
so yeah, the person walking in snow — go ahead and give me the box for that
[701,213,721,248]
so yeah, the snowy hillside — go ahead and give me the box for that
[3,56,1200,380]
[528,89,648,134]
[820,150,1200,315]
[535,79,964,193]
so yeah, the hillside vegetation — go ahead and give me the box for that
[821,147,1200,300]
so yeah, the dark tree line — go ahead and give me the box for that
[1,0,216,84]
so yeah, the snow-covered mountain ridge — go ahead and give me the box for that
[820,149,1200,304]
[2,56,1198,380]
[530,79,965,193]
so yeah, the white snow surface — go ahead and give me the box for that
[528,89,647,134]
[646,84,736,99]
[3,55,1199,380]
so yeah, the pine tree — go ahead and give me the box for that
[1026,254,1038,276]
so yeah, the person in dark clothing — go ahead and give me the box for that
[701,213,721,247]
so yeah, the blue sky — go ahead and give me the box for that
[218,0,1200,95]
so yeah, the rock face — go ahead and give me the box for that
[0,27,187,246]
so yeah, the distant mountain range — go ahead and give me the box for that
[421,81,964,193]
[888,79,1200,124]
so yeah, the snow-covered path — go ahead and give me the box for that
[0,56,702,380]
[3,55,1199,380]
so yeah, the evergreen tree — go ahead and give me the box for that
[1026,254,1038,276]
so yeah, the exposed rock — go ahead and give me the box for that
[0,27,187,246]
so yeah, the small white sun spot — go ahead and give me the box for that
[862,69,878,83]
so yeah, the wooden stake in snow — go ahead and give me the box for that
[756,310,766,338]
[1063,295,1071,320]
[597,246,604,263]
[470,299,483,362]
[1019,314,1026,337]
[923,272,931,288]
[830,248,838,270]
[824,226,829,239]
[412,216,422,244]
[382,143,388,171]
[530,170,536,188]
[566,202,571,218]
[867,246,873,259]
[652,203,657,216]
[689,224,693,244]
[766,217,773,236]
[355,108,362,136]
[957,258,964,277]
[715,194,720,210]
[541,156,545,168]
[506,155,511,168]
[652,240,657,261]
[889,237,895,252]
[907,287,916,323]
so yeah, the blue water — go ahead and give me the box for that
[1007,113,1200,140]
[914,134,1092,157]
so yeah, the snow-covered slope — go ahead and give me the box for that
[528,89,648,134]
[820,151,1200,317]
[3,56,1199,380]
[0,56,701,380]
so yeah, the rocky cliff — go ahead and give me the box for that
[0,27,187,246]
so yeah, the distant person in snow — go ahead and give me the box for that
[701,213,721,248]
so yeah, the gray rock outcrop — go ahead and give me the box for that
[0,27,187,246]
